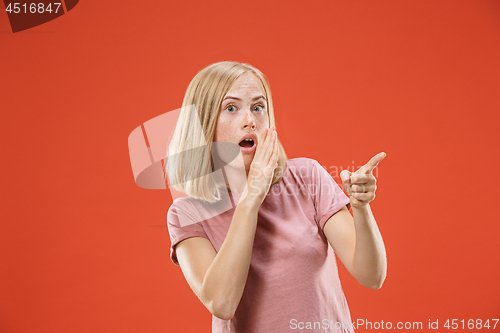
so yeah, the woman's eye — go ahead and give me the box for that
[253,105,264,112]
[226,105,236,112]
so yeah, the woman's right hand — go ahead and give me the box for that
[241,125,279,206]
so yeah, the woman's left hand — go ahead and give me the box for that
[340,152,386,209]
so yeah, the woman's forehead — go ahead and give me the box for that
[225,72,265,97]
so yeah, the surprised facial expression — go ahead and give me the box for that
[213,72,270,172]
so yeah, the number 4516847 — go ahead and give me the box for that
[5,3,62,14]
[444,319,498,330]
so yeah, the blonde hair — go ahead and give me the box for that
[165,61,288,203]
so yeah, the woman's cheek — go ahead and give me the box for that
[214,121,233,142]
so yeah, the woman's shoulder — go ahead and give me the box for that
[282,157,339,187]
[279,158,326,187]
[286,157,321,167]
[168,195,219,215]
[284,157,322,176]
[167,192,234,227]
[167,196,209,221]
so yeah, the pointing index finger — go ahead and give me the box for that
[362,152,386,174]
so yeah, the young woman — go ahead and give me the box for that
[165,61,387,333]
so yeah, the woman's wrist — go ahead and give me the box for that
[238,191,263,212]
[351,203,370,214]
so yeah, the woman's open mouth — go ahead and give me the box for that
[238,136,257,154]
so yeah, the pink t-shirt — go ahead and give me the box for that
[167,158,354,333]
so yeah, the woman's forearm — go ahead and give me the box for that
[201,197,260,320]
[351,204,387,289]
[200,127,278,319]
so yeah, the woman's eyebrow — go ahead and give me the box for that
[253,95,267,101]
[222,95,267,101]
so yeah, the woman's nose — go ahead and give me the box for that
[243,120,256,129]
[242,109,256,129]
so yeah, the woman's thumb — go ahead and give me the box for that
[340,170,351,183]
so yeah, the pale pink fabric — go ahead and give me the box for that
[167,158,353,333]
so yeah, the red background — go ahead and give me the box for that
[1,1,499,332]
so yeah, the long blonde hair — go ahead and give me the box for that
[165,61,287,203]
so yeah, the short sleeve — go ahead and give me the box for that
[166,200,209,266]
[310,160,351,230]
